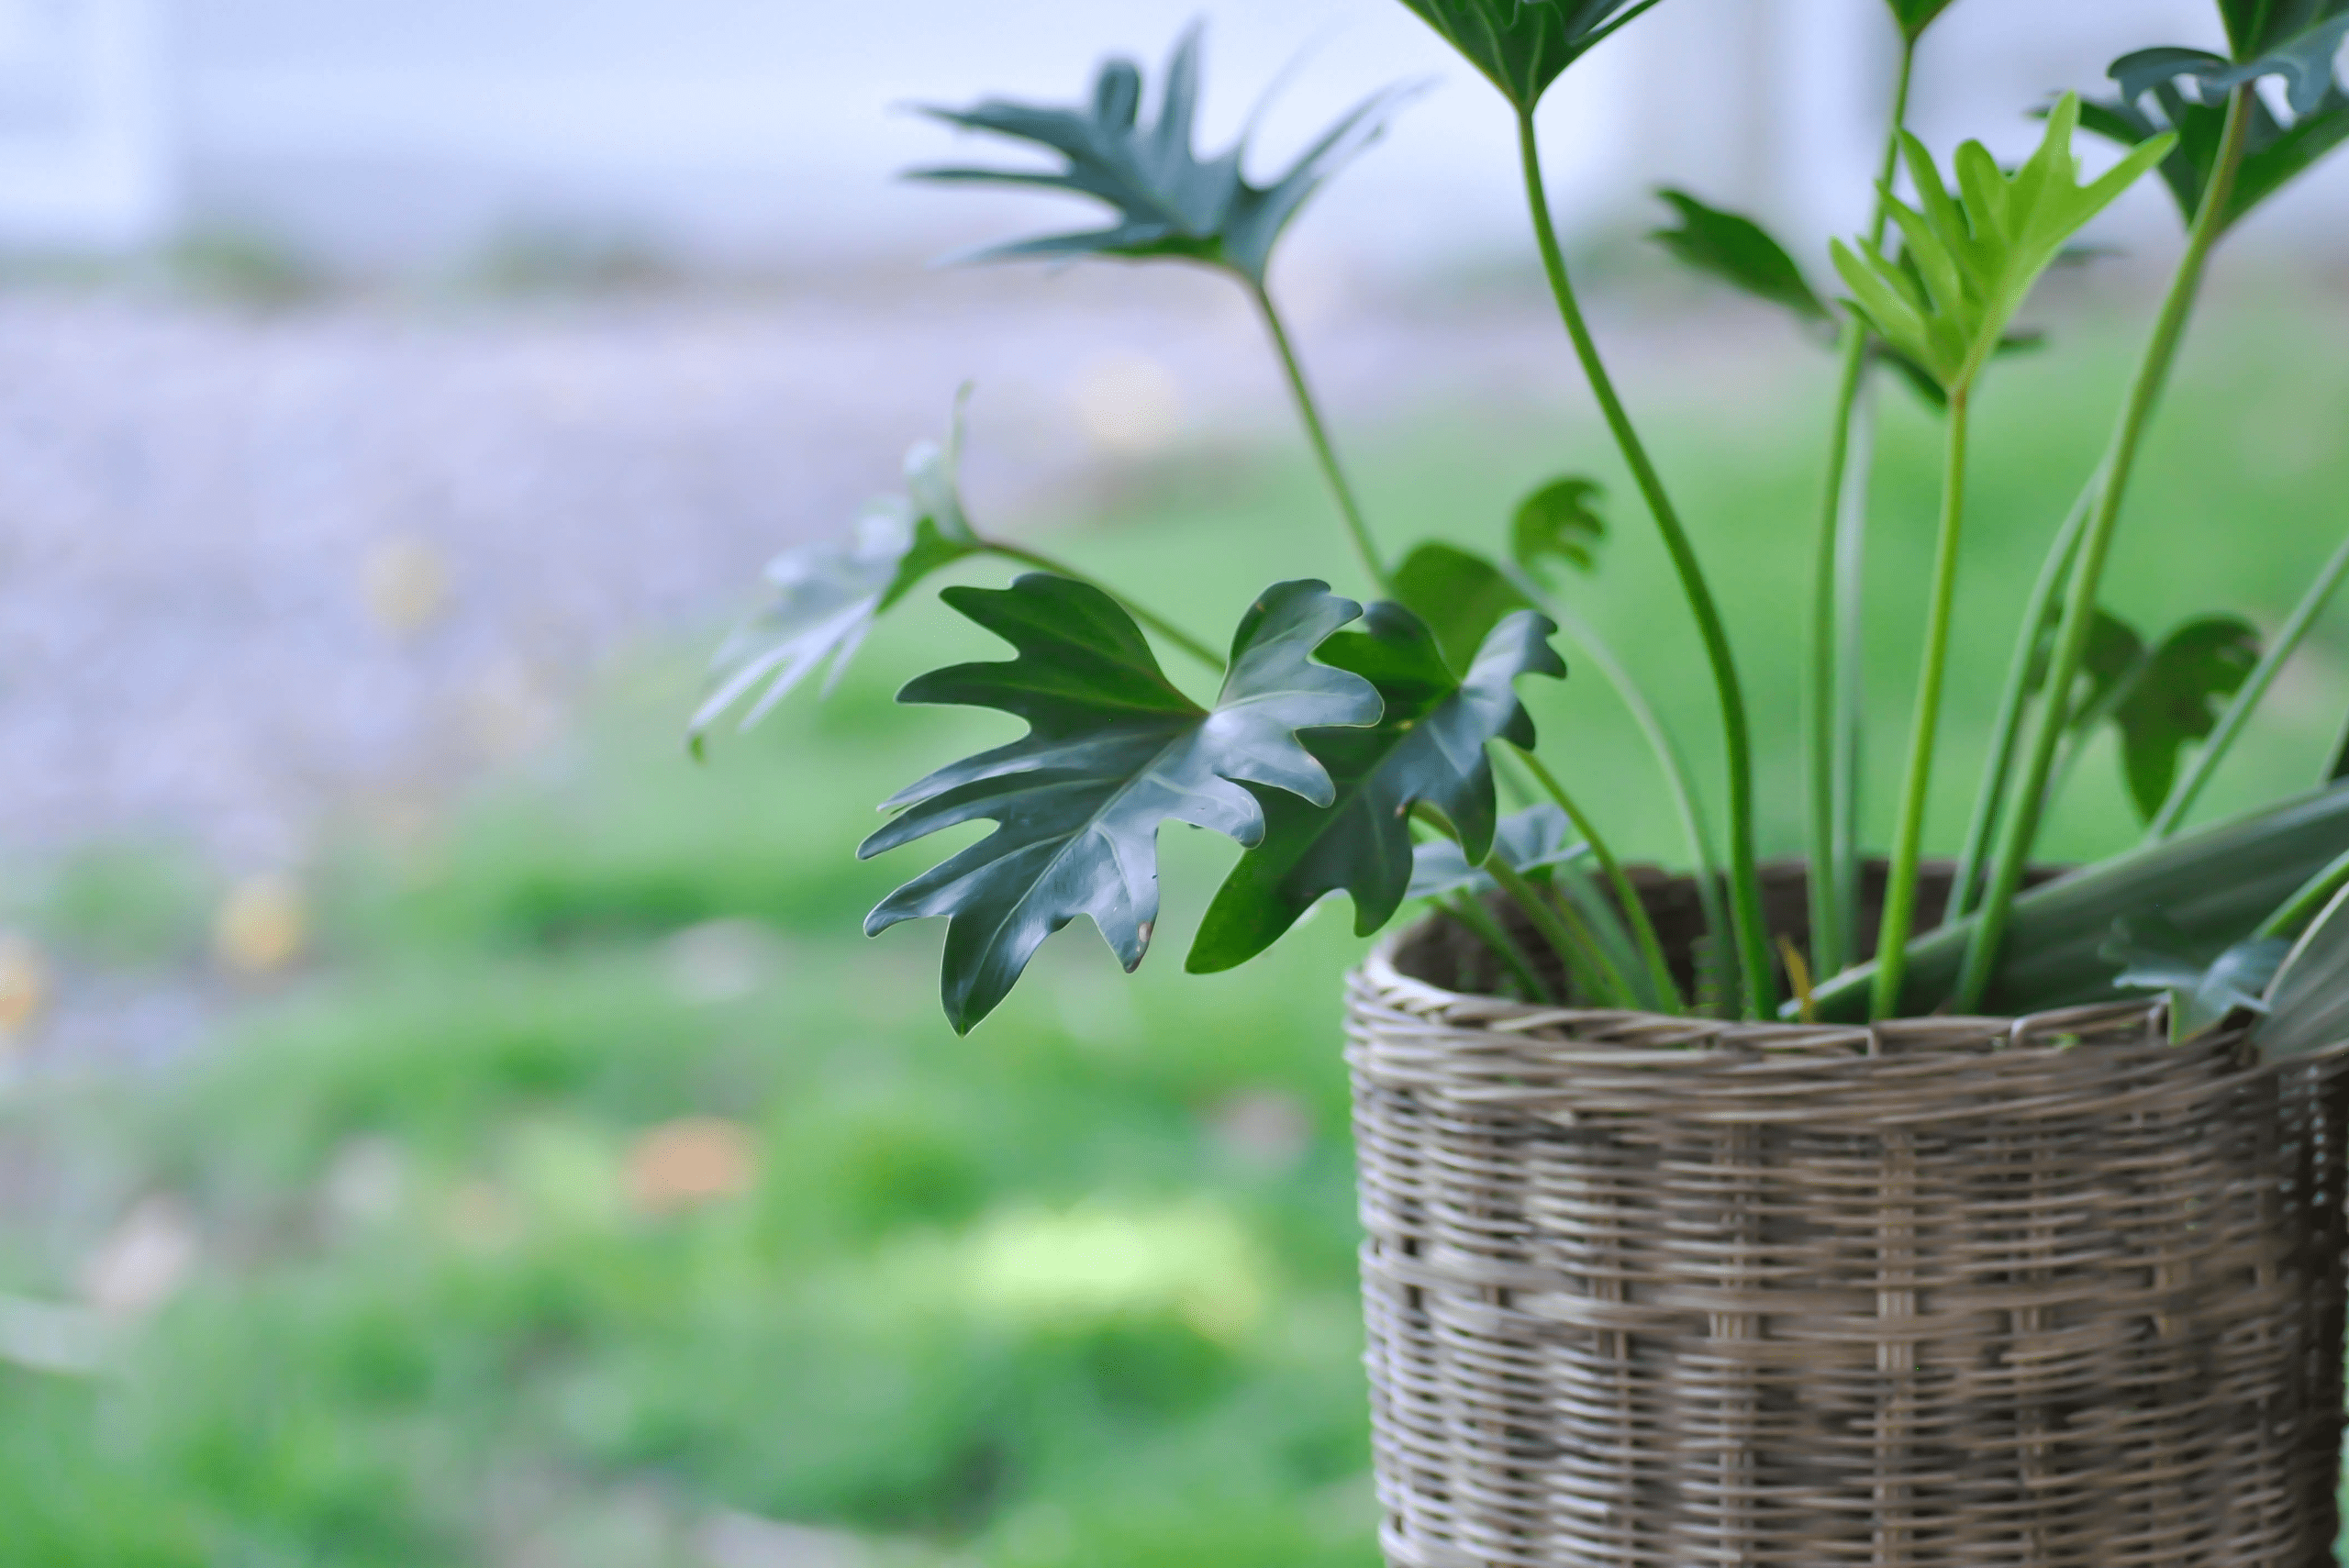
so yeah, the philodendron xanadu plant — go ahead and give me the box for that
[698,0,2349,1051]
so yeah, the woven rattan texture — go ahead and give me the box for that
[1350,940,2349,1567]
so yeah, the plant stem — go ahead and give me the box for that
[1510,744,1683,1012]
[2146,528,2349,840]
[1808,38,1916,980]
[1946,473,2098,919]
[1445,891,1559,1003]
[1872,384,1972,1018]
[1245,279,1394,597]
[1515,106,1775,1017]
[2258,847,2349,940]
[1954,87,2254,1013]
[1539,596,1731,963]
[981,540,1227,673]
[1489,854,1636,1008]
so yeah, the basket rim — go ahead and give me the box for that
[1358,920,2234,1066]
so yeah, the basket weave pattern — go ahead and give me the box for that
[1349,940,2349,1567]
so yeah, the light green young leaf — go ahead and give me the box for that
[691,427,982,750]
[1830,95,2176,395]
[1395,0,1663,112]
[862,576,1381,1033]
[908,25,1419,284]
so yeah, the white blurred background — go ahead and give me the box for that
[6,0,2332,269]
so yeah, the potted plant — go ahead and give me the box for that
[696,2,2349,1560]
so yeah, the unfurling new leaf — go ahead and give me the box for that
[1394,0,1662,112]
[1187,605,1565,973]
[908,25,1418,284]
[1831,95,2174,394]
[690,428,982,750]
[862,576,1381,1033]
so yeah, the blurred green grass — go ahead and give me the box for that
[4,279,2348,1565]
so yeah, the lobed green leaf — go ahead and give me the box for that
[1394,0,1663,112]
[1187,606,1564,973]
[909,25,1419,284]
[862,576,1381,1032]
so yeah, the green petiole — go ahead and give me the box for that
[1873,384,1973,1018]
[1808,37,1917,980]
[1515,106,1775,1018]
[1509,744,1682,1012]
[980,539,1228,675]
[2145,528,2349,840]
[1954,87,2255,1013]
[1244,277,1396,599]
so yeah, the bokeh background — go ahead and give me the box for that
[3,2,2347,1564]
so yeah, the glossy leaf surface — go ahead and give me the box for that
[909,25,1416,284]
[1392,541,1537,674]
[2110,616,2262,821]
[1394,0,1660,111]
[1511,475,1608,580]
[1188,606,1564,973]
[1408,803,1584,899]
[2083,74,2349,233]
[2117,4,2349,115]
[863,576,1380,1031]
[2108,917,2288,1039]
[1807,779,2349,1020]
[691,435,980,748]
[1831,96,2173,393]
[1650,188,1831,325]
[2258,884,2349,1057]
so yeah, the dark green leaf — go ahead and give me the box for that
[909,25,1419,284]
[691,433,981,748]
[2107,916,2288,1039]
[2024,604,2147,734]
[1408,803,1583,900]
[1885,0,1960,42]
[1511,476,1608,580]
[2116,7,2349,116]
[1395,0,1662,112]
[1805,778,2349,1021]
[862,576,1380,1031]
[2257,883,2349,1056]
[1392,541,1537,674]
[1650,189,1831,326]
[2083,72,2349,233]
[1187,605,1564,973]
[2111,616,2262,822]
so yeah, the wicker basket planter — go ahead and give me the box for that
[1348,881,2349,1568]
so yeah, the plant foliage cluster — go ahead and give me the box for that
[703,1,2349,1049]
